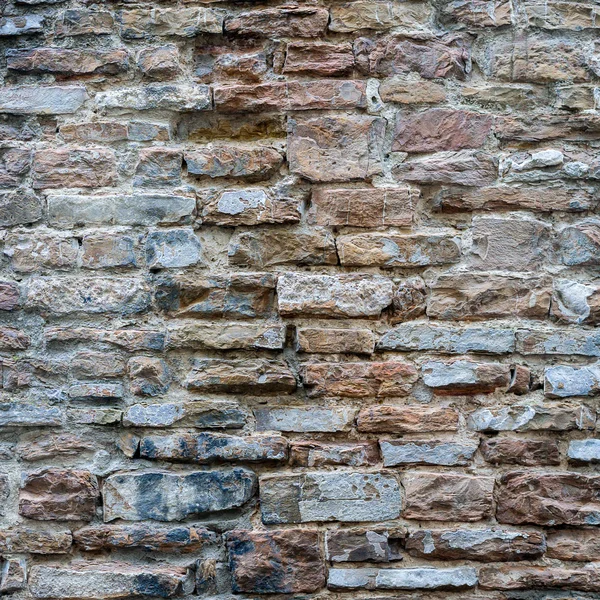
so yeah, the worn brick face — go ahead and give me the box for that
[0,0,597,596]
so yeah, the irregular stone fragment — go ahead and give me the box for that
[391,278,427,322]
[0,281,20,311]
[544,363,600,398]
[326,529,403,562]
[290,441,379,467]
[226,529,325,593]
[552,279,600,325]
[225,6,329,37]
[138,433,287,463]
[278,273,393,318]
[559,221,600,266]
[0,190,42,226]
[337,233,461,267]
[0,86,87,115]
[403,473,494,521]
[379,323,515,354]
[479,564,600,591]
[255,407,356,433]
[547,529,600,561]
[229,228,337,267]
[73,524,217,552]
[261,472,401,524]
[406,528,545,561]
[28,563,194,599]
[427,274,551,320]
[496,471,600,525]
[422,360,511,394]
[128,357,170,397]
[17,433,97,461]
[296,327,375,354]
[1,558,25,593]
[96,84,211,112]
[134,147,182,187]
[138,44,180,79]
[185,359,296,394]
[0,147,30,187]
[0,527,72,554]
[0,326,29,350]
[357,405,459,432]
[480,437,560,465]
[288,114,385,182]
[19,469,99,521]
[214,80,366,112]
[393,109,493,152]
[103,469,257,521]
[380,441,478,466]
[304,361,418,397]
[309,187,415,227]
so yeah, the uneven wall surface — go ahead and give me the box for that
[0,0,600,597]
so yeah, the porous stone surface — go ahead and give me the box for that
[0,0,597,597]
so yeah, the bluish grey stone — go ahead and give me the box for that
[0,86,87,114]
[0,403,63,427]
[254,407,356,432]
[378,323,515,354]
[568,439,600,463]
[96,84,211,112]
[544,364,600,398]
[517,329,600,356]
[48,194,195,228]
[328,567,478,590]
[559,220,600,266]
[468,404,595,432]
[146,229,202,269]
[0,15,44,36]
[103,469,257,521]
[260,472,401,524]
[380,441,477,466]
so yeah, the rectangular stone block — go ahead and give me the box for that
[167,322,285,350]
[290,440,379,467]
[295,327,375,354]
[480,437,560,465]
[255,407,356,433]
[380,441,478,466]
[326,529,403,562]
[422,360,511,394]
[357,405,459,433]
[544,364,600,398]
[0,86,87,114]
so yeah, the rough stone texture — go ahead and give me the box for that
[1,1,599,597]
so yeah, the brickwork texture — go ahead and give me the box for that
[0,0,599,596]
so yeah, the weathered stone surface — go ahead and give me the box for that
[0,403,63,427]
[328,567,478,590]
[0,527,72,554]
[138,44,180,79]
[406,528,545,562]
[214,80,366,112]
[139,433,287,463]
[393,151,497,186]
[186,145,282,179]
[439,0,512,26]
[48,193,195,227]
[497,471,600,525]
[45,327,165,351]
[185,359,296,394]
[146,228,202,269]
[403,473,494,521]
[225,6,329,37]
[480,437,561,465]
[326,529,403,562]
[103,469,257,521]
[380,441,478,466]
[290,440,379,467]
[0,86,87,114]
[288,114,385,182]
[128,357,170,397]
[134,147,182,187]
[168,322,285,351]
[7,48,128,75]
[296,327,375,354]
[229,228,337,267]
[0,147,30,187]
[28,563,194,598]
[544,363,600,398]
[19,469,99,521]
[226,529,325,593]
[96,84,211,112]
[80,232,137,269]
[422,360,510,394]
[552,279,600,325]
[428,274,552,320]
[355,34,471,79]
[304,361,418,397]
[337,233,461,267]
[1,558,25,593]
[5,231,79,272]
[559,221,600,266]
[278,273,393,318]
[0,190,42,226]
[309,187,415,227]
[261,472,401,523]
[119,7,222,38]
[517,329,600,356]
[284,42,354,75]
[331,2,432,32]
[255,407,356,433]
[0,14,44,36]
[17,433,98,461]
[55,9,114,36]
[547,529,600,561]
[393,109,493,152]
[379,323,515,354]
[357,405,459,432]
[25,277,150,315]
[73,524,216,552]
[468,404,595,432]
[568,439,600,463]
[479,564,600,591]
[0,326,29,349]
[380,76,447,104]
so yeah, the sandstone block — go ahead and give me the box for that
[357,405,459,433]
[331,1,432,31]
[225,6,329,37]
[295,327,375,354]
[128,357,170,397]
[479,564,600,591]
[290,441,379,467]
[80,233,136,269]
[547,529,600,561]
[55,9,114,36]
[0,527,72,554]
[480,437,560,465]
[422,359,511,394]
[284,42,354,75]
[133,147,182,187]
[138,44,180,79]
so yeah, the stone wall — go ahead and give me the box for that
[0,0,599,596]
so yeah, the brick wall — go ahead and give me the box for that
[0,0,599,596]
